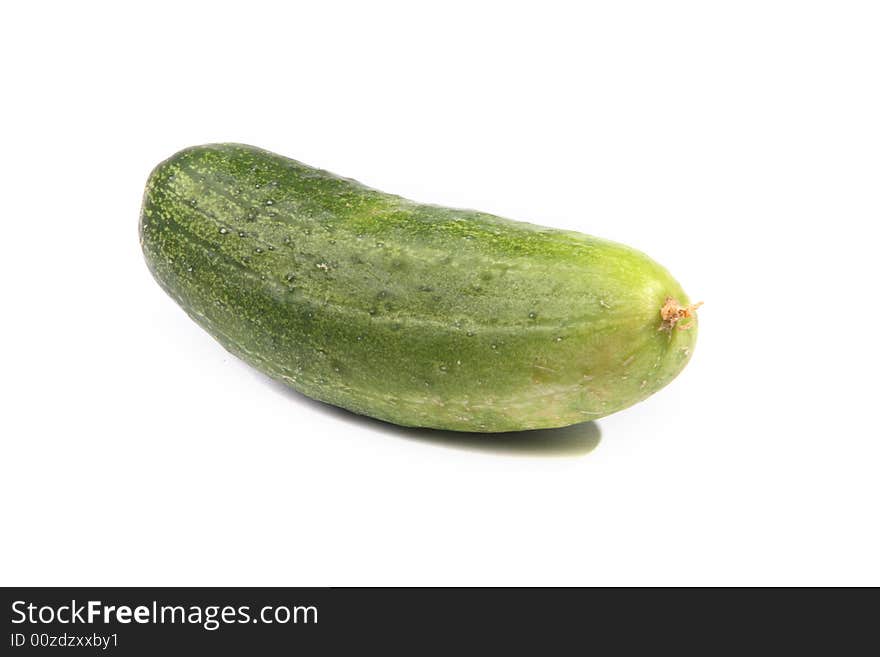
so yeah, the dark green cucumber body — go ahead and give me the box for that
[140,144,697,432]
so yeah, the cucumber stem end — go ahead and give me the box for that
[659,297,703,332]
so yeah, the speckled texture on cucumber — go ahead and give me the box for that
[140,144,698,432]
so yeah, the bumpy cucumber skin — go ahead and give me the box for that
[140,144,697,432]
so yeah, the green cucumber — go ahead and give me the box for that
[140,144,699,432]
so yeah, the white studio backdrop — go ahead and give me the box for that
[1,1,877,585]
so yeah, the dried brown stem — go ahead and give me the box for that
[659,297,703,332]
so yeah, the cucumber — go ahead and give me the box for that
[140,144,699,432]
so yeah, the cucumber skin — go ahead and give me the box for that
[140,144,697,432]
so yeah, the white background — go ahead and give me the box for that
[2,1,878,586]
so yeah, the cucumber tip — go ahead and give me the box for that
[659,296,703,332]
